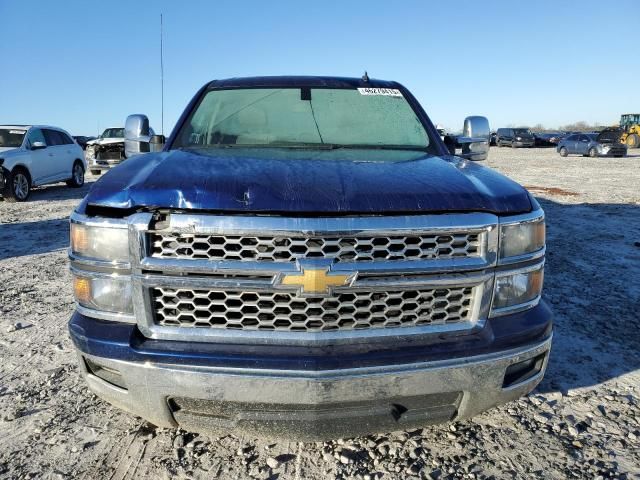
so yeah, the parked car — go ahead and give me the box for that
[557,133,627,158]
[549,132,567,145]
[0,125,86,202]
[85,128,126,175]
[496,128,535,147]
[534,132,561,147]
[68,75,550,440]
[73,135,96,150]
[86,126,155,175]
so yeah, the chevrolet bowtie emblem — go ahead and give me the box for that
[279,268,355,296]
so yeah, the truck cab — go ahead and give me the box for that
[68,76,552,440]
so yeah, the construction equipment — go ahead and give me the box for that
[619,113,640,148]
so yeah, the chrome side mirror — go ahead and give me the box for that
[458,116,490,161]
[124,114,153,158]
[150,135,166,152]
[31,141,47,150]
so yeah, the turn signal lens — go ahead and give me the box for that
[73,276,92,304]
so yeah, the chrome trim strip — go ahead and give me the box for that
[70,212,129,229]
[139,255,494,275]
[69,252,131,272]
[490,296,542,318]
[157,212,499,236]
[111,333,553,379]
[498,208,544,226]
[70,264,132,280]
[75,304,136,323]
[497,246,545,267]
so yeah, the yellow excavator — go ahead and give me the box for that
[619,113,640,148]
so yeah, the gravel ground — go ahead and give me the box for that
[1,147,639,480]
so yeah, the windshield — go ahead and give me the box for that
[101,128,124,138]
[173,87,432,152]
[0,128,26,148]
[513,128,532,136]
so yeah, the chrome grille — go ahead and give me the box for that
[149,232,481,263]
[151,286,475,332]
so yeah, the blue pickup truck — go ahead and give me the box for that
[68,76,552,440]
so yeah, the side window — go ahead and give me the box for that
[58,131,73,144]
[567,135,579,141]
[579,135,589,142]
[26,128,46,147]
[43,129,60,146]
[43,129,67,146]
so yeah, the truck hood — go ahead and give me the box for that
[87,138,124,146]
[0,146,18,155]
[82,148,532,215]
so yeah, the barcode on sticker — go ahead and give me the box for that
[357,88,402,97]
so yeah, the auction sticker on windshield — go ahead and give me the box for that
[357,88,403,97]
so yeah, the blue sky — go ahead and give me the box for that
[1,0,637,135]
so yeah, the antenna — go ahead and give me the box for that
[160,13,164,136]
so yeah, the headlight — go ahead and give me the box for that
[492,264,544,314]
[73,273,133,314]
[499,216,545,260]
[70,222,129,263]
[516,136,522,141]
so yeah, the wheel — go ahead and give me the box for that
[66,161,85,188]
[511,141,516,148]
[626,133,639,148]
[588,147,598,158]
[559,147,568,157]
[3,168,31,202]
[90,169,101,176]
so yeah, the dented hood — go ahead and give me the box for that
[83,148,532,215]
[87,137,124,146]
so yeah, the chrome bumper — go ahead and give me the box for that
[77,335,552,440]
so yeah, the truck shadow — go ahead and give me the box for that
[533,197,640,394]
[28,179,96,202]
[0,217,70,260]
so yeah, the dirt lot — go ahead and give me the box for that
[1,147,639,480]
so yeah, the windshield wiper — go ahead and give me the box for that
[179,143,429,152]
[324,144,430,152]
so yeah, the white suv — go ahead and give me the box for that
[0,125,86,202]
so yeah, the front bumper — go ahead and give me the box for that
[70,303,553,440]
[513,141,535,148]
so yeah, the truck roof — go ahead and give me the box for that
[206,75,401,89]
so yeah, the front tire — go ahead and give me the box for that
[626,133,639,148]
[559,147,568,157]
[3,168,31,202]
[588,147,598,158]
[66,161,85,188]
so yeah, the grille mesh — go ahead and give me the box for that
[149,232,481,263]
[152,286,475,332]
